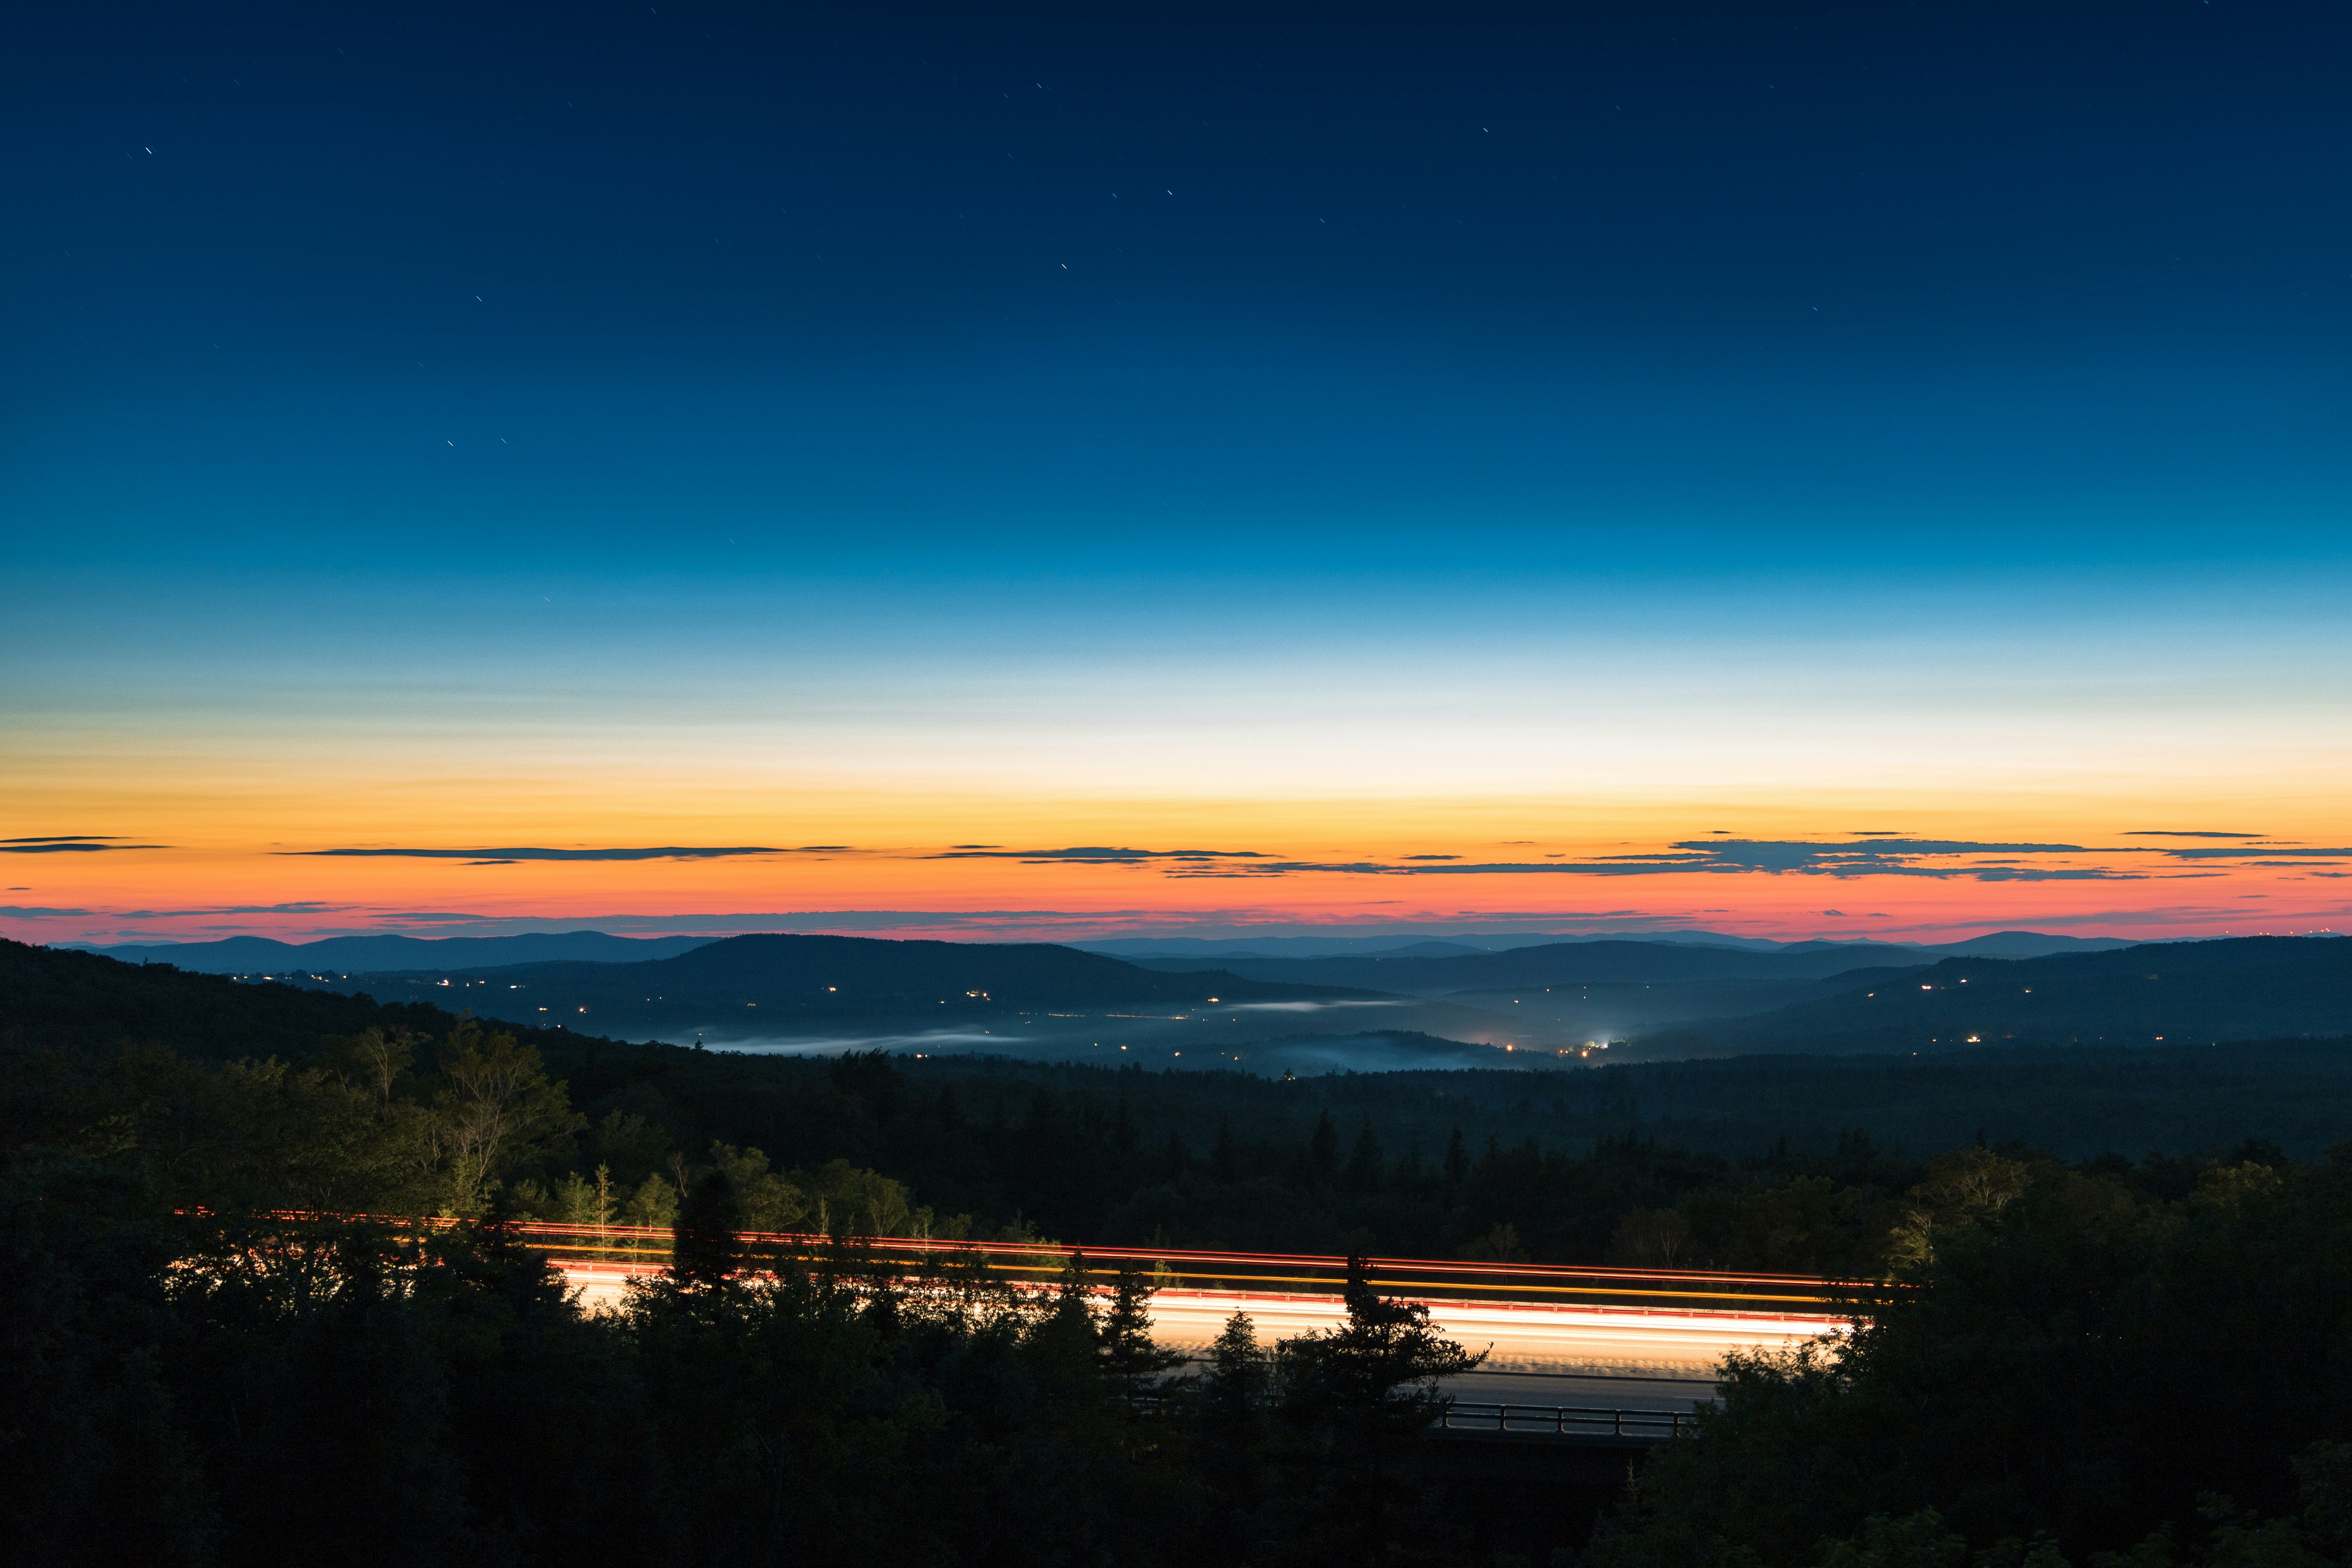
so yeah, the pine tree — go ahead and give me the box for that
[1274,1255,1485,1554]
[671,1167,741,1288]
[1309,1110,1339,1182]
[1098,1264,1185,1386]
[1345,1118,1384,1192]
[1211,1118,1239,1183]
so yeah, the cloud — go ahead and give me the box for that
[2150,847,2352,861]
[982,836,2168,883]
[0,900,355,926]
[928,846,1273,864]
[365,908,1160,935]
[1,836,168,853]
[1661,838,2091,871]
[1961,867,2140,882]
[2124,830,2264,839]
[279,845,821,862]
[110,902,356,918]
[786,833,2352,886]
[91,906,1712,944]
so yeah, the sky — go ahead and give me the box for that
[4,1,2349,948]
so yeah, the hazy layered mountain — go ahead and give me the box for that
[1078,933,1611,958]
[1123,939,1947,993]
[68,925,2130,981]
[1077,929,2133,961]
[1929,931,2141,958]
[301,932,1381,1040]
[1627,936,2352,1058]
[64,930,715,975]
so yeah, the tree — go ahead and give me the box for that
[1098,1262,1185,1387]
[1198,1311,1274,1556]
[803,1158,914,1238]
[430,1019,583,1215]
[1309,1110,1339,1184]
[618,1169,679,1229]
[1443,1126,1469,1190]
[1276,1255,1484,1557]
[1587,1154,2352,1566]
[1211,1118,1240,1183]
[1886,1147,2034,1270]
[671,1167,741,1288]
[552,1164,614,1227]
[704,1143,810,1233]
[319,1026,416,1117]
[1344,1118,1384,1192]
[1613,1206,1692,1268]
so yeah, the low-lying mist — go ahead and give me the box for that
[691,1023,1571,1075]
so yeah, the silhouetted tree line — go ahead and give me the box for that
[3,1119,1486,1565]
[542,1042,1942,1272]
[1586,1140,2352,1566]
[17,945,2352,1563]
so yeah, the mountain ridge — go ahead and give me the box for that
[289,931,1386,1039]
[1626,936,2352,1058]
[62,930,715,974]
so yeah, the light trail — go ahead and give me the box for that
[210,1214,1850,1375]
[1141,1290,1838,1375]
[532,1224,1852,1376]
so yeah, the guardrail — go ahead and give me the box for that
[1436,1402,1698,1442]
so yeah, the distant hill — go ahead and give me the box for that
[1629,936,2352,1058]
[299,932,1380,1038]
[0,937,594,1061]
[1078,933,1584,958]
[1929,930,2140,958]
[1076,928,2133,961]
[14,936,2352,1164]
[1124,939,1953,993]
[62,930,715,975]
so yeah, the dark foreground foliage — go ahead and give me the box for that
[3,1152,1490,1568]
[1590,1145,2352,1567]
[15,940,2352,1564]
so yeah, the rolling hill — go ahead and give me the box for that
[1125,939,1947,994]
[63,930,715,975]
[297,932,1384,1039]
[1627,936,2352,1058]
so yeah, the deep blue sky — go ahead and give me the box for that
[8,1,2347,581]
[7,4,2352,954]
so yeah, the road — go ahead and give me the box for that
[1133,1285,1830,1381]
[555,1265,1835,1391]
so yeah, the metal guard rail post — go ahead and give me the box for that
[1436,1402,1698,1441]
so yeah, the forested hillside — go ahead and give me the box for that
[15,937,2352,1563]
[287,931,1377,1039]
[1633,936,2352,1057]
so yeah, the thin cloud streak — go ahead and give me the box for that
[279,845,843,862]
